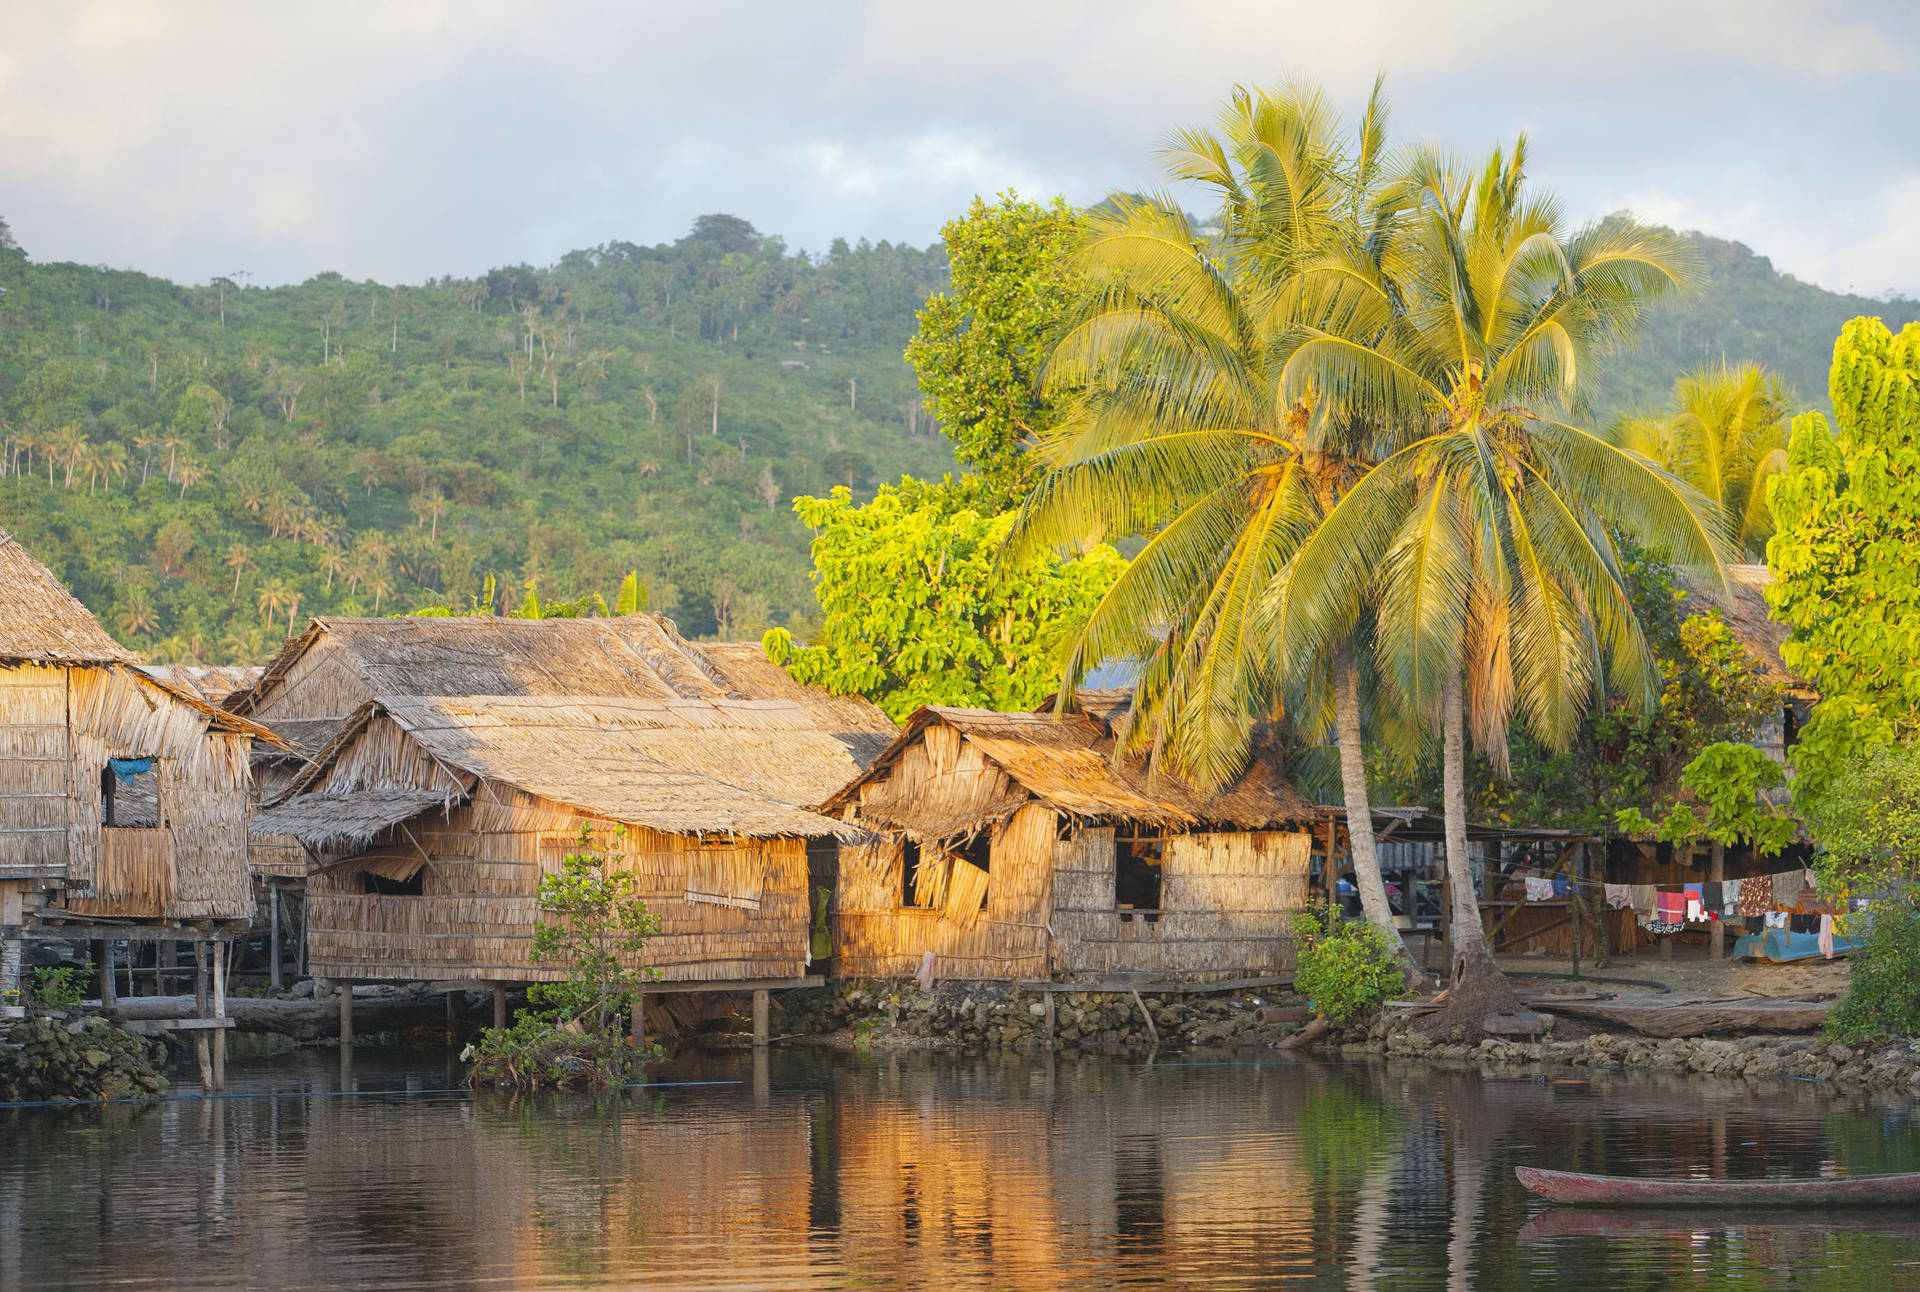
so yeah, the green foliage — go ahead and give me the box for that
[467,830,663,1090]
[1801,742,1920,894]
[1289,905,1405,1023]
[26,964,88,1011]
[766,477,1124,720]
[1616,740,1796,854]
[0,218,955,659]
[905,194,1081,505]
[1826,901,1920,1042]
[1767,318,1920,840]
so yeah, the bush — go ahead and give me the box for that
[26,964,89,1011]
[1290,906,1405,1024]
[1827,901,1920,1041]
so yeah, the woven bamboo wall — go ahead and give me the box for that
[305,784,812,982]
[1051,829,1311,981]
[847,723,1018,835]
[0,665,69,879]
[61,667,253,921]
[832,802,1053,980]
[249,832,309,879]
[312,713,462,796]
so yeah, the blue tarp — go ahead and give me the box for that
[106,757,154,781]
[1731,927,1863,963]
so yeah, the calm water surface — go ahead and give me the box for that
[3,1042,1918,1289]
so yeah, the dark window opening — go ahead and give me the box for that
[101,759,161,828]
[363,870,425,897]
[959,831,992,910]
[900,840,926,908]
[1115,832,1163,922]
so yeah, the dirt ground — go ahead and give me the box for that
[1483,943,1852,999]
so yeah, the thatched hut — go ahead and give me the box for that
[1675,562,1815,762]
[0,531,274,1016]
[235,615,895,1014]
[820,694,1323,985]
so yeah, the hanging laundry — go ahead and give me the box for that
[1639,919,1685,936]
[1803,868,1819,893]
[1703,880,1724,912]
[1772,869,1807,909]
[1737,876,1772,918]
[1819,914,1836,959]
[1684,881,1707,922]
[1524,876,1554,902]
[1789,913,1819,935]
[1764,911,1789,929]
[1744,916,1764,934]
[1656,889,1686,923]
[1603,884,1633,910]
[1631,884,1657,917]
[1551,878,1571,899]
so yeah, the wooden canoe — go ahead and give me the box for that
[1515,1165,1920,1207]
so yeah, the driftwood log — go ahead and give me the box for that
[1536,993,1833,1038]
[109,989,451,1042]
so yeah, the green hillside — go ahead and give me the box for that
[0,215,954,660]
[0,213,1910,664]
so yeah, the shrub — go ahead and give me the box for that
[1290,906,1405,1024]
[466,829,664,1090]
[1827,901,1920,1042]
[26,964,88,1011]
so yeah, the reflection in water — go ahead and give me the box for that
[0,1046,1916,1289]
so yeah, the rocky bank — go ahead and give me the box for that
[0,1015,170,1102]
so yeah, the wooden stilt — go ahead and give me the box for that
[1710,841,1726,959]
[193,939,209,1019]
[339,982,354,1047]
[630,991,646,1047]
[751,989,769,1047]
[94,939,116,1010]
[195,1034,213,1090]
[1044,988,1055,1044]
[268,886,283,993]
[492,982,507,1030]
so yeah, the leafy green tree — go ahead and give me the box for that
[906,194,1081,503]
[1767,318,1920,826]
[1612,362,1791,557]
[764,478,1123,720]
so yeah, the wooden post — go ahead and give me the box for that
[339,982,354,1047]
[630,991,646,1047]
[1568,853,1583,980]
[492,982,507,1030]
[268,886,283,993]
[193,939,209,1019]
[752,988,770,1047]
[1322,816,1338,905]
[211,938,227,1090]
[94,939,117,1010]
[1709,841,1726,959]
[1044,988,1056,1045]
[0,882,24,1019]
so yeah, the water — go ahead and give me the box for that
[3,1045,1918,1289]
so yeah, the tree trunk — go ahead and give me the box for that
[1709,840,1726,959]
[1419,672,1521,1040]
[1334,639,1431,990]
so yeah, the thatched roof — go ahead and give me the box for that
[0,529,135,665]
[1673,562,1809,694]
[289,693,866,840]
[826,702,1320,836]
[139,663,262,706]
[250,787,461,853]
[254,716,343,764]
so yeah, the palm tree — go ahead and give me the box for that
[366,570,394,615]
[225,543,254,599]
[1611,362,1790,558]
[115,592,159,639]
[174,458,204,497]
[318,546,347,591]
[255,577,294,628]
[1278,139,1727,1024]
[1010,81,1431,981]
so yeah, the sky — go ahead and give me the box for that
[0,1,1915,297]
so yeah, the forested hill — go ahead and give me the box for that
[0,214,1912,665]
[0,215,955,661]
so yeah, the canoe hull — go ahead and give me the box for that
[1515,1165,1920,1207]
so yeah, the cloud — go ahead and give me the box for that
[0,1,1911,293]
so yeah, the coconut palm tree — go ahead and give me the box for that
[1611,362,1790,558]
[1009,81,1432,981]
[224,543,254,599]
[1276,139,1728,1024]
[255,578,294,628]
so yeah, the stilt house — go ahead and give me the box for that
[820,694,1323,984]
[233,616,895,993]
[0,531,275,1008]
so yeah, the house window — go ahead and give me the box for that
[101,758,161,828]
[900,840,927,908]
[1115,832,1163,922]
[363,870,425,897]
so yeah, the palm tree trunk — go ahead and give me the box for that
[1440,672,1486,957]
[1334,639,1431,989]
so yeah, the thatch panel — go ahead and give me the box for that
[248,831,308,879]
[251,786,459,852]
[65,828,176,916]
[1049,826,1116,912]
[240,632,375,723]
[0,665,70,878]
[943,859,989,928]
[849,723,1027,840]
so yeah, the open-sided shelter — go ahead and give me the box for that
[820,693,1323,984]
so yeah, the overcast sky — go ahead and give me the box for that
[1,1,1914,296]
